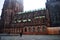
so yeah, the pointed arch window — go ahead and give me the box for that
[37,27,40,32]
[25,27,27,32]
[32,27,35,32]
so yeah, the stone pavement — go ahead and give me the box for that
[0,35,60,40]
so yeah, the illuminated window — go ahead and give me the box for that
[17,20,21,22]
[23,19,27,22]
[28,19,31,21]
[35,16,45,19]
[39,16,45,18]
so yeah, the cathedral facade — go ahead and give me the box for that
[0,0,60,35]
[3,9,49,34]
[0,0,23,33]
[46,0,60,27]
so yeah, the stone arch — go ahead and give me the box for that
[24,27,27,32]
[28,27,31,32]
[42,25,46,32]
[37,26,40,32]
[32,27,35,32]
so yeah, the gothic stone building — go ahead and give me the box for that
[0,0,23,33]
[0,0,60,35]
[3,9,50,35]
[46,0,60,34]
[46,0,60,27]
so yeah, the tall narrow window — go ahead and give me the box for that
[37,27,40,32]
[28,27,31,32]
[25,28,27,32]
[42,25,46,32]
[32,27,35,32]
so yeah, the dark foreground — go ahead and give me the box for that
[0,34,60,40]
